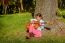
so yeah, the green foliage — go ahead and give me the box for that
[57,9,65,18]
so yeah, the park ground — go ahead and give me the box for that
[0,12,65,43]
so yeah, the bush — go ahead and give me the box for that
[57,9,65,18]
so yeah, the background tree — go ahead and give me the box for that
[20,0,23,12]
[58,0,65,9]
[2,0,9,14]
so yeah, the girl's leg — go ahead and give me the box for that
[34,30,42,38]
[29,32,34,37]
[26,30,30,39]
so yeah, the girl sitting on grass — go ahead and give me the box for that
[26,13,46,39]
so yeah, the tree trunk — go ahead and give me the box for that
[2,0,8,14]
[20,0,23,12]
[35,0,58,21]
[35,0,65,35]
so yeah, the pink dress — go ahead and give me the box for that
[29,24,42,37]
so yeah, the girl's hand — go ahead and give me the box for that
[26,22,30,29]
[44,22,47,24]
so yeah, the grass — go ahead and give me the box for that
[0,12,65,43]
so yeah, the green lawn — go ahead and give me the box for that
[0,13,65,43]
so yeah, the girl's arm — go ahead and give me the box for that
[46,21,53,25]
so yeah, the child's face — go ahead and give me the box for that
[36,16,41,21]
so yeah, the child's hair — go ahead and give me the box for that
[35,13,43,19]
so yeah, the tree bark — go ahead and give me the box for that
[35,0,65,35]
[35,0,58,21]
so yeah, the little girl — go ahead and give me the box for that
[26,13,45,39]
